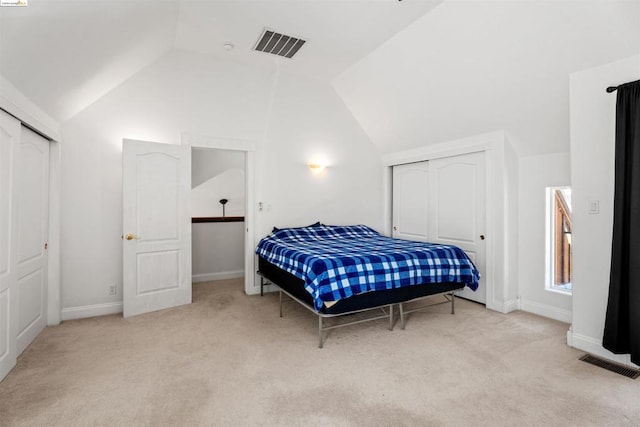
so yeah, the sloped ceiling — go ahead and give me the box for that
[333,0,640,156]
[0,0,180,122]
[173,0,442,81]
[0,0,441,122]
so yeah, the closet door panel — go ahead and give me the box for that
[15,127,49,356]
[0,111,20,381]
[428,152,486,304]
[392,162,429,241]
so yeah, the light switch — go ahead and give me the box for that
[588,200,599,214]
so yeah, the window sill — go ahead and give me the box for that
[546,286,572,296]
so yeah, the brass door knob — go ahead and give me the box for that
[123,233,140,241]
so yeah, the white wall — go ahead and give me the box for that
[518,152,572,322]
[256,70,384,233]
[569,54,640,367]
[192,148,244,189]
[192,222,244,282]
[60,49,383,314]
[192,169,245,217]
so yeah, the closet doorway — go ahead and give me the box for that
[191,148,246,285]
[392,151,486,304]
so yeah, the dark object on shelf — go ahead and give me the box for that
[219,198,228,217]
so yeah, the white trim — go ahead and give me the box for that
[568,330,639,369]
[181,132,257,152]
[47,142,62,325]
[381,130,504,166]
[192,270,244,283]
[520,298,572,323]
[182,134,258,296]
[245,152,258,295]
[502,299,520,314]
[0,74,61,142]
[61,302,123,321]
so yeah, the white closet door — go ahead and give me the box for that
[392,162,429,241]
[122,139,191,317]
[428,152,486,304]
[16,127,49,355]
[0,111,20,380]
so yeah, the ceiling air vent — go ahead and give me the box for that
[254,29,306,59]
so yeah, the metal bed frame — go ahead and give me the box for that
[259,272,459,348]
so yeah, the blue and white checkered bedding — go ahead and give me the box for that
[256,224,480,311]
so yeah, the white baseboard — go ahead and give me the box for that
[568,330,639,369]
[520,299,572,323]
[192,270,244,283]
[503,299,520,313]
[62,302,122,321]
[488,298,519,313]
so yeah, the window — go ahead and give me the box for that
[546,187,572,293]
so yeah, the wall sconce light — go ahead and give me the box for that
[308,163,326,173]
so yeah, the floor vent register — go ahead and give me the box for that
[579,354,640,379]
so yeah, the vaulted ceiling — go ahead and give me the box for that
[1,0,639,157]
[0,0,441,122]
[334,0,640,155]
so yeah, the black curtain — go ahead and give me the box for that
[603,79,640,365]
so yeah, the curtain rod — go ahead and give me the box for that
[606,86,618,93]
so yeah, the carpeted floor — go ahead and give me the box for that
[1,278,639,426]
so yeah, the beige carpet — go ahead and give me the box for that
[1,278,639,426]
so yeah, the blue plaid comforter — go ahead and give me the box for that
[256,224,480,311]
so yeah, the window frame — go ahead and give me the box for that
[545,186,573,295]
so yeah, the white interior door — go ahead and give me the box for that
[16,128,49,355]
[392,162,429,241]
[428,152,486,304]
[0,111,19,380]
[123,139,191,317]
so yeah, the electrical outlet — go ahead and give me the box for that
[108,284,117,296]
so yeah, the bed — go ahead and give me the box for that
[256,223,480,347]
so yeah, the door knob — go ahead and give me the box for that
[480,235,485,240]
[393,226,398,231]
[123,233,140,241]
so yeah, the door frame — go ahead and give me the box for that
[181,132,257,295]
[382,130,518,314]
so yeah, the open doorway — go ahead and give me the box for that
[191,148,246,285]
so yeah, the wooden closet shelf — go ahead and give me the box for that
[192,216,245,223]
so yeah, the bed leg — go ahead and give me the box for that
[389,304,394,331]
[318,316,324,349]
[399,303,406,330]
[451,292,455,315]
[279,290,283,318]
[260,276,264,297]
